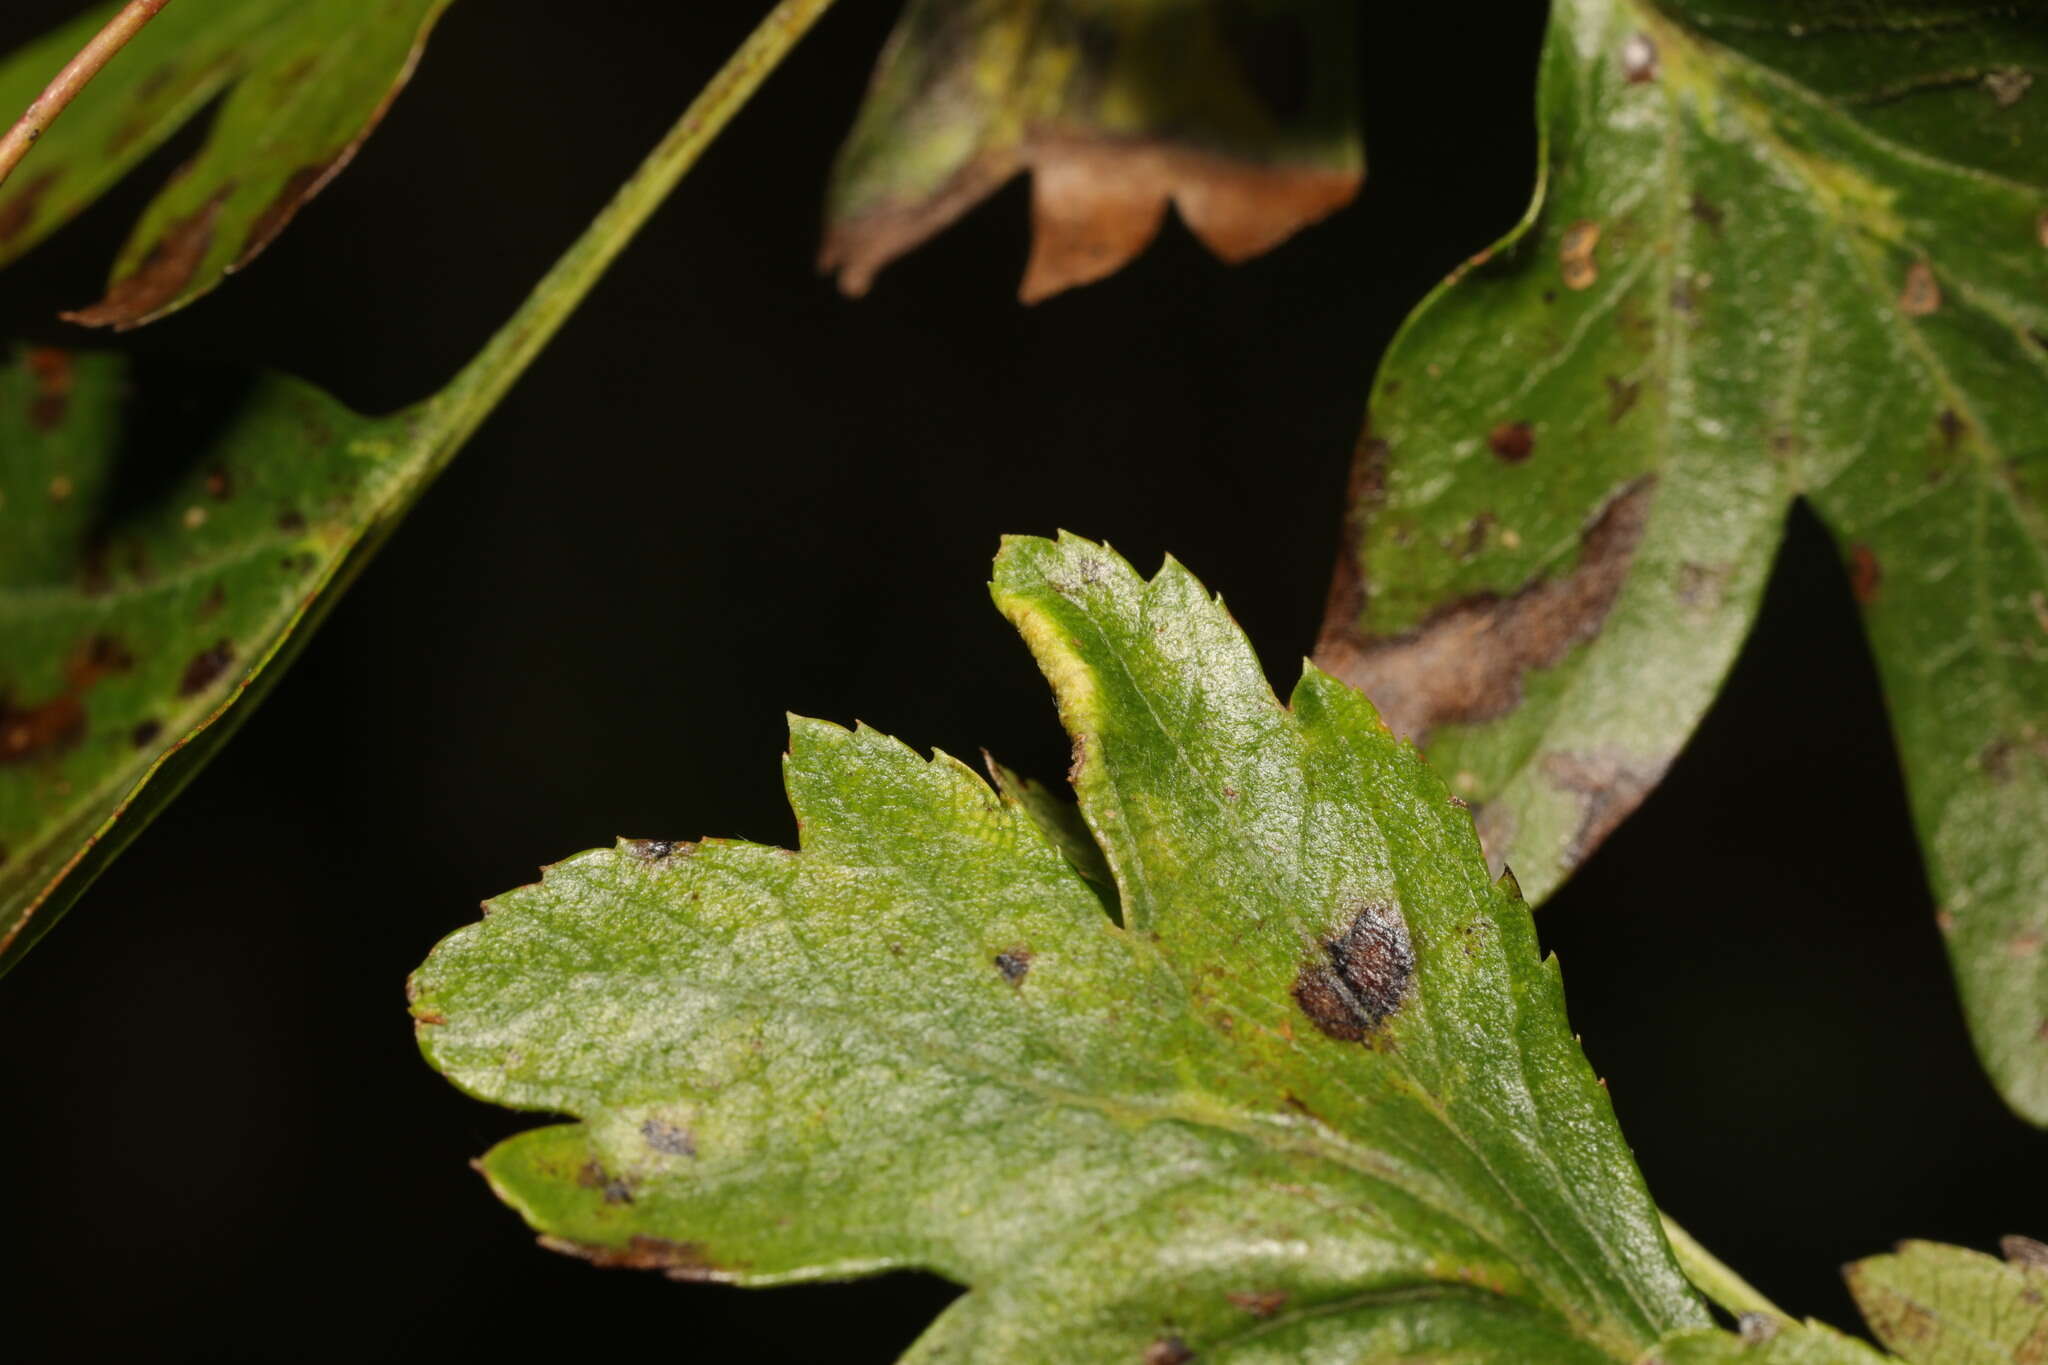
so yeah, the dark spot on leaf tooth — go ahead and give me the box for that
[179,641,235,696]
[1604,375,1641,424]
[1318,478,1655,746]
[1937,408,1967,449]
[1142,1336,1195,1365]
[641,1119,696,1157]
[622,838,680,860]
[1849,544,1883,604]
[62,189,233,330]
[1686,193,1723,233]
[1292,902,1414,1042]
[1226,1289,1289,1318]
[2003,1235,2048,1268]
[131,719,162,748]
[1487,421,1535,462]
[0,170,58,246]
[995,948,1033,983]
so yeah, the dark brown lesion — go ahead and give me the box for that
[540,1232,729,1282]
[1315,477,1656,748]
[1291,901,1414,1042]
[62,188,233,331]
[1,635,134,765]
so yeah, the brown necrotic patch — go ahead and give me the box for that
[995,947,1033,983]
[1488,421,1535,462]
[1291,901,1415,1042]
[179,641,235,696]
[1,635,134,765]
[62,190,232,331]
[540,1233,726,1282]
[1315,478,1655,746]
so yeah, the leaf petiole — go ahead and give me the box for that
[1662,1213,1790,1323]
[0,0,173,191]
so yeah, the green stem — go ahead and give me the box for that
[411,0,837,469]
[1662,1213,1788,1322]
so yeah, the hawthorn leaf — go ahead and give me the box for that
[1313,0,2048,1121]
[411,534,1716,1361]
[1845,1236,2048,1364]
[0,0,838,973]
[0,0,453,328]
[820,0,1362,301]
[1647,1321,1891,1365]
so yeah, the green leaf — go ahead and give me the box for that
[411,533,1714,1361]
[0,0,452,329]
[0,0,838,972]
[820,0,1362,301]
[1845,1236,2048,1363]
[1648,1320,1892,1365]
[1314,0,2048,1121]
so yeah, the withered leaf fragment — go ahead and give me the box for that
[821,0,1362,301]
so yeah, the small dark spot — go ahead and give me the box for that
[1221,785,1238,799]
[1936,408,1967,449]
[544,1233,724,1281]
[1291,901,1415,1042]
[0,843,8,867]
[1604,375,1640,424]
[179,641,235,696]
[1488,421,1535,462]
[1686,193,1724,234]
[1227,1290,1289,1318]
[1143,1336,1195,1365]
[1768,429,1799,460]
[995,948,1033,984]
[1542,289,1557,304]
[578,1160,634,1205]
[205,466,233,500]
[641,1119,697,1157]
[623,838,680,860]
[1849,544,1882,604]
[277,508,307,533]
[199,582,226,618]
[24,346,74,430]
[1670,279,1696,314]
[0,170,59,246]
[131,718,163,748]
[1457,512,1495,559]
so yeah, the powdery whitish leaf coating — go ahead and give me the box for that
[413,533,1724,1361]
[1315,0,2048,1124]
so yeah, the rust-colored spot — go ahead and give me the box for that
[1936,909,1958,934]
[823,138,1360,305]
[1488,421,1535,462]
[24,347,75,431]
[205,466,233,500]
[1605,375,1641,424]
[1315,478,1655,747]
[179,641,235,696]
[1559,219,1601,291]
[995,947,1033,984]
[0,635,134,765]
[1226,1289,1289,1318]
[62,189,232,330]
[1541,749,1670,871]
[540,1233,727,1282]
[641,1118,696,1157]
[1142,1336,1195,1365]
[1291,901,1414,1042]
[1898,260,1941,317]
[1849,544,1882,604]
[0,170,59,246]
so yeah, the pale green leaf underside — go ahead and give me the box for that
[1315,0,2048,1123]
[413,534,1721,1361]
[1846,1239,2048,1363]
[0,0,451,327]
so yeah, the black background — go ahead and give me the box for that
[0,3,2037,1361]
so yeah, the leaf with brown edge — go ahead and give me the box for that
[1845,1237,2048,1364]
[820,0,1362,302]
[0,0,452,329]
[1314,0,2048,1123]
